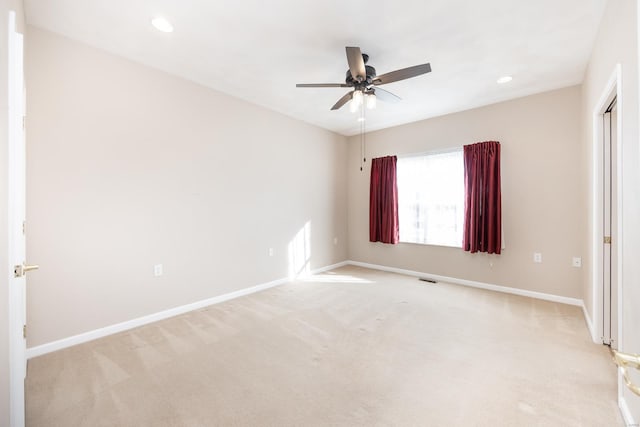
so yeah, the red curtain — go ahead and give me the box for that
[369,156,399,244]
[463,141,502,254]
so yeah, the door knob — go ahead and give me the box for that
[14,263,38,278]
[612,348,640,396]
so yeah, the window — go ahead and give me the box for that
[397,149,464,247]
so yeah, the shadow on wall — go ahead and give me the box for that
[288,221,311,280]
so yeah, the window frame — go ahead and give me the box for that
[396,147,465,248]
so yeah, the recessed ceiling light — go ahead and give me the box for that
[497,75,513,84]
[151,17,173,33]
[357,117,366,122]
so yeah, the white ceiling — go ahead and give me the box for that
[24,0,606,136]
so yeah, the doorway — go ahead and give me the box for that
[591,65,621,351]
[602,97,618,348]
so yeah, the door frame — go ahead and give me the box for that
[7,9,26,427]
[590,64,623,350]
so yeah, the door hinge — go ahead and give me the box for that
[22,220,25,235]
[604,236,612,244]
[23,325,26,339]
[22,116,25,130]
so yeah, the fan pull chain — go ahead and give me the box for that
[360,105,366,171]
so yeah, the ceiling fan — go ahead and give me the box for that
[296,46,431,111]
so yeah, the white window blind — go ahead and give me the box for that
[397,149,464,247]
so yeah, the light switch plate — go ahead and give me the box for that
[154,264,163,277]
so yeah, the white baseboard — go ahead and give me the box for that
[311,260,349,275]
[27,259,590,359]
[26,260,349,359]
[619,395,637,427]
[581,301,599,343]
[346,260,583,306]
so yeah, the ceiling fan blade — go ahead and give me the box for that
[296,83,350,88]
[373,63,431,85]
[331,91,354,110]
[346,46,366,82]
[373,87,401,103]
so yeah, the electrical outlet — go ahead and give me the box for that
[533,252,542,263]
[572,257,582,268]
[154,264,163,277]
[269,248,274,257]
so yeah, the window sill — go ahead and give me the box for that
[398,240,462,249]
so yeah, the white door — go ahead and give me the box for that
[602,97,618,349]
[8,10,33,427]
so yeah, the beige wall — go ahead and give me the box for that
[581,0,640,420]
[347,86,585,299]
[25,27,348,347]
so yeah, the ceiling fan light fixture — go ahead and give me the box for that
[497,75,513,84]
[366,93,377,110]
[349,99,358,113]
[350,90,364,112]
[151,17,174,33]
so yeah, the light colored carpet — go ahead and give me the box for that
[26,266,622,426]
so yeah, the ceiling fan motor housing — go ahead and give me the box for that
[345,58,377,88]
